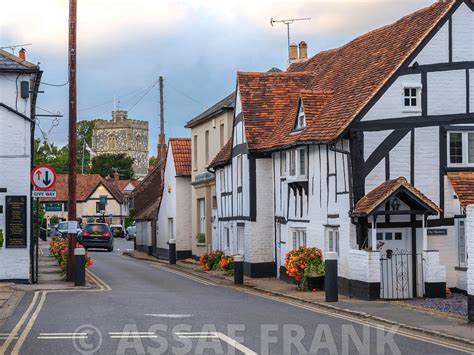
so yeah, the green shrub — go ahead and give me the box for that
[196,233,206,243]
[0,230,3,248]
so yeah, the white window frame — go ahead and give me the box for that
[295,103,306,130]
[325,226,339,254]
[289,150,296,176]
[220,169,226,193]
[198,198,206,235]
[280,151,287,176]
[298,148,307,176]
[457,219,466,267]
[447,131,474,167]
[236,155,242,187]
[402,83,422,113]
[237,225,245,255]
[291,228,307,250]
[168,218,174,240]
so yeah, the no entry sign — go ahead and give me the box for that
[31,165,57,190]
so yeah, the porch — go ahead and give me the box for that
[350,177,446,300]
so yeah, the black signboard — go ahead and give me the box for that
[427,228,448,236]
[6,196,27,248]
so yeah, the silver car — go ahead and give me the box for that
[126,223,136,240]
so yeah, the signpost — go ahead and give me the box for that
[31,165,57,284]
[31,165,57,191]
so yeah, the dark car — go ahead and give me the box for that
[110,224,125,238]
[78,223,114,252]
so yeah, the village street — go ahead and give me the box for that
[0,238,470,355]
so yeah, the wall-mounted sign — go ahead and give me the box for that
[6,196,27,248]
[427,228,448,236]
[44,202,61,211]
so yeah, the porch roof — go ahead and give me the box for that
[352,177,441,217]
[447,171,474,208]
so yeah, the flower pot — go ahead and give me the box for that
[307,276,325,291]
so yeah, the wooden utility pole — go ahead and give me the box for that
[159,76,165,177]
[67,0,77,281]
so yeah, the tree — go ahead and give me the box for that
[34,139,69,174]
[91,153,134,179]
[149,156,157,168]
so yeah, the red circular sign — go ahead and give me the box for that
[31,165,57,190]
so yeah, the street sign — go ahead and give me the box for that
[32,190,57,198]
[31,165,57,191]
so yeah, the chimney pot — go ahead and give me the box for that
[298,41,308,60]
[18,48,26,61]
[289,43,298,62]
[113,172,120,181]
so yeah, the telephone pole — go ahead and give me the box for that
[67,0,78,281]
[159,76,165,179]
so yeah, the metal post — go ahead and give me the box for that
[325,252,338,302]
[234,255,244,285]
[74,247,85,286]
[67,0,78,282]
[35,197,39,284]
[169,239,176,264]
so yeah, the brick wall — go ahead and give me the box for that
[349,250,381,283]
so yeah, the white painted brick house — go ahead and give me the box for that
[210,0,474,301]
[155,138,192,259]
[0,49,42,282]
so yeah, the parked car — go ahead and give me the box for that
[110,224,125,238]
[78,223,113,252]
[53,221,82,238]
[126,223,136,241]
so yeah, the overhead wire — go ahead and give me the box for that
[166,80,209,108]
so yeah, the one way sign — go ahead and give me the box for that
[31,165,57,190]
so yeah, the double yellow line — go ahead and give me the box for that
[0,270,110,354]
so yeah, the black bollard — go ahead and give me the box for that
[468,295,474,323]
[325,252,338,302]
[74,247,86,287]
[169,239,176,264]
[234,255,244,285]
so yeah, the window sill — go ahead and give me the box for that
[196,242,206,246]
[402,108,422,114]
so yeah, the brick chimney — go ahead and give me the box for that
[113,172,120,181]
[298,41,308,60]
[289,43,298,62]
[18,48,26,61]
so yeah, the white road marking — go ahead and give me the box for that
[145,314,192,318]
[175,332,257,355]
[109,332,155,335]
[38,336,88,339]
[39,333,88,336]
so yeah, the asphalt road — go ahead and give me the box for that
[0,238,472,354]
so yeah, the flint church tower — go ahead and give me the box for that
[92,110,149,178]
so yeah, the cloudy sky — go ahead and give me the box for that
[1,0,433,156]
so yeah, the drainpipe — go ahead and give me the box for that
[329,144,354,211]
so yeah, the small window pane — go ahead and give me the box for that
[299,149,306,175]
[411,98,417,106]
[404,88,410,97]
[468,133,474,164]
[385,232,393,240]
[395,232,402,240]
[411,88,417,96]
[377,232,383,241]
[449,132,463,164]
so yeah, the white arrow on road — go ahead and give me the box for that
[175,332,257,355]
[145,314,192,318]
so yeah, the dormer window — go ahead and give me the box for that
[295,102,306,130]
[402,84,421,112]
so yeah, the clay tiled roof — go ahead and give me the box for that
[132,159,166,221]
[0,49,39,71]
[237,72,314,150]
[447,172,474,208]
[109,179,139,192]
[209,138,232,169]
[238,0,455,149]
[41,174,123,203]
[169,138,191,176]
[352,177,441,217]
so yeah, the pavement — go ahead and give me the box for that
[0,238,471,354]
[125,250,474,345]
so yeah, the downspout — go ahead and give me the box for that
[329,144,354,211]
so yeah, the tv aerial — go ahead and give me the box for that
[270,17,311,62]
